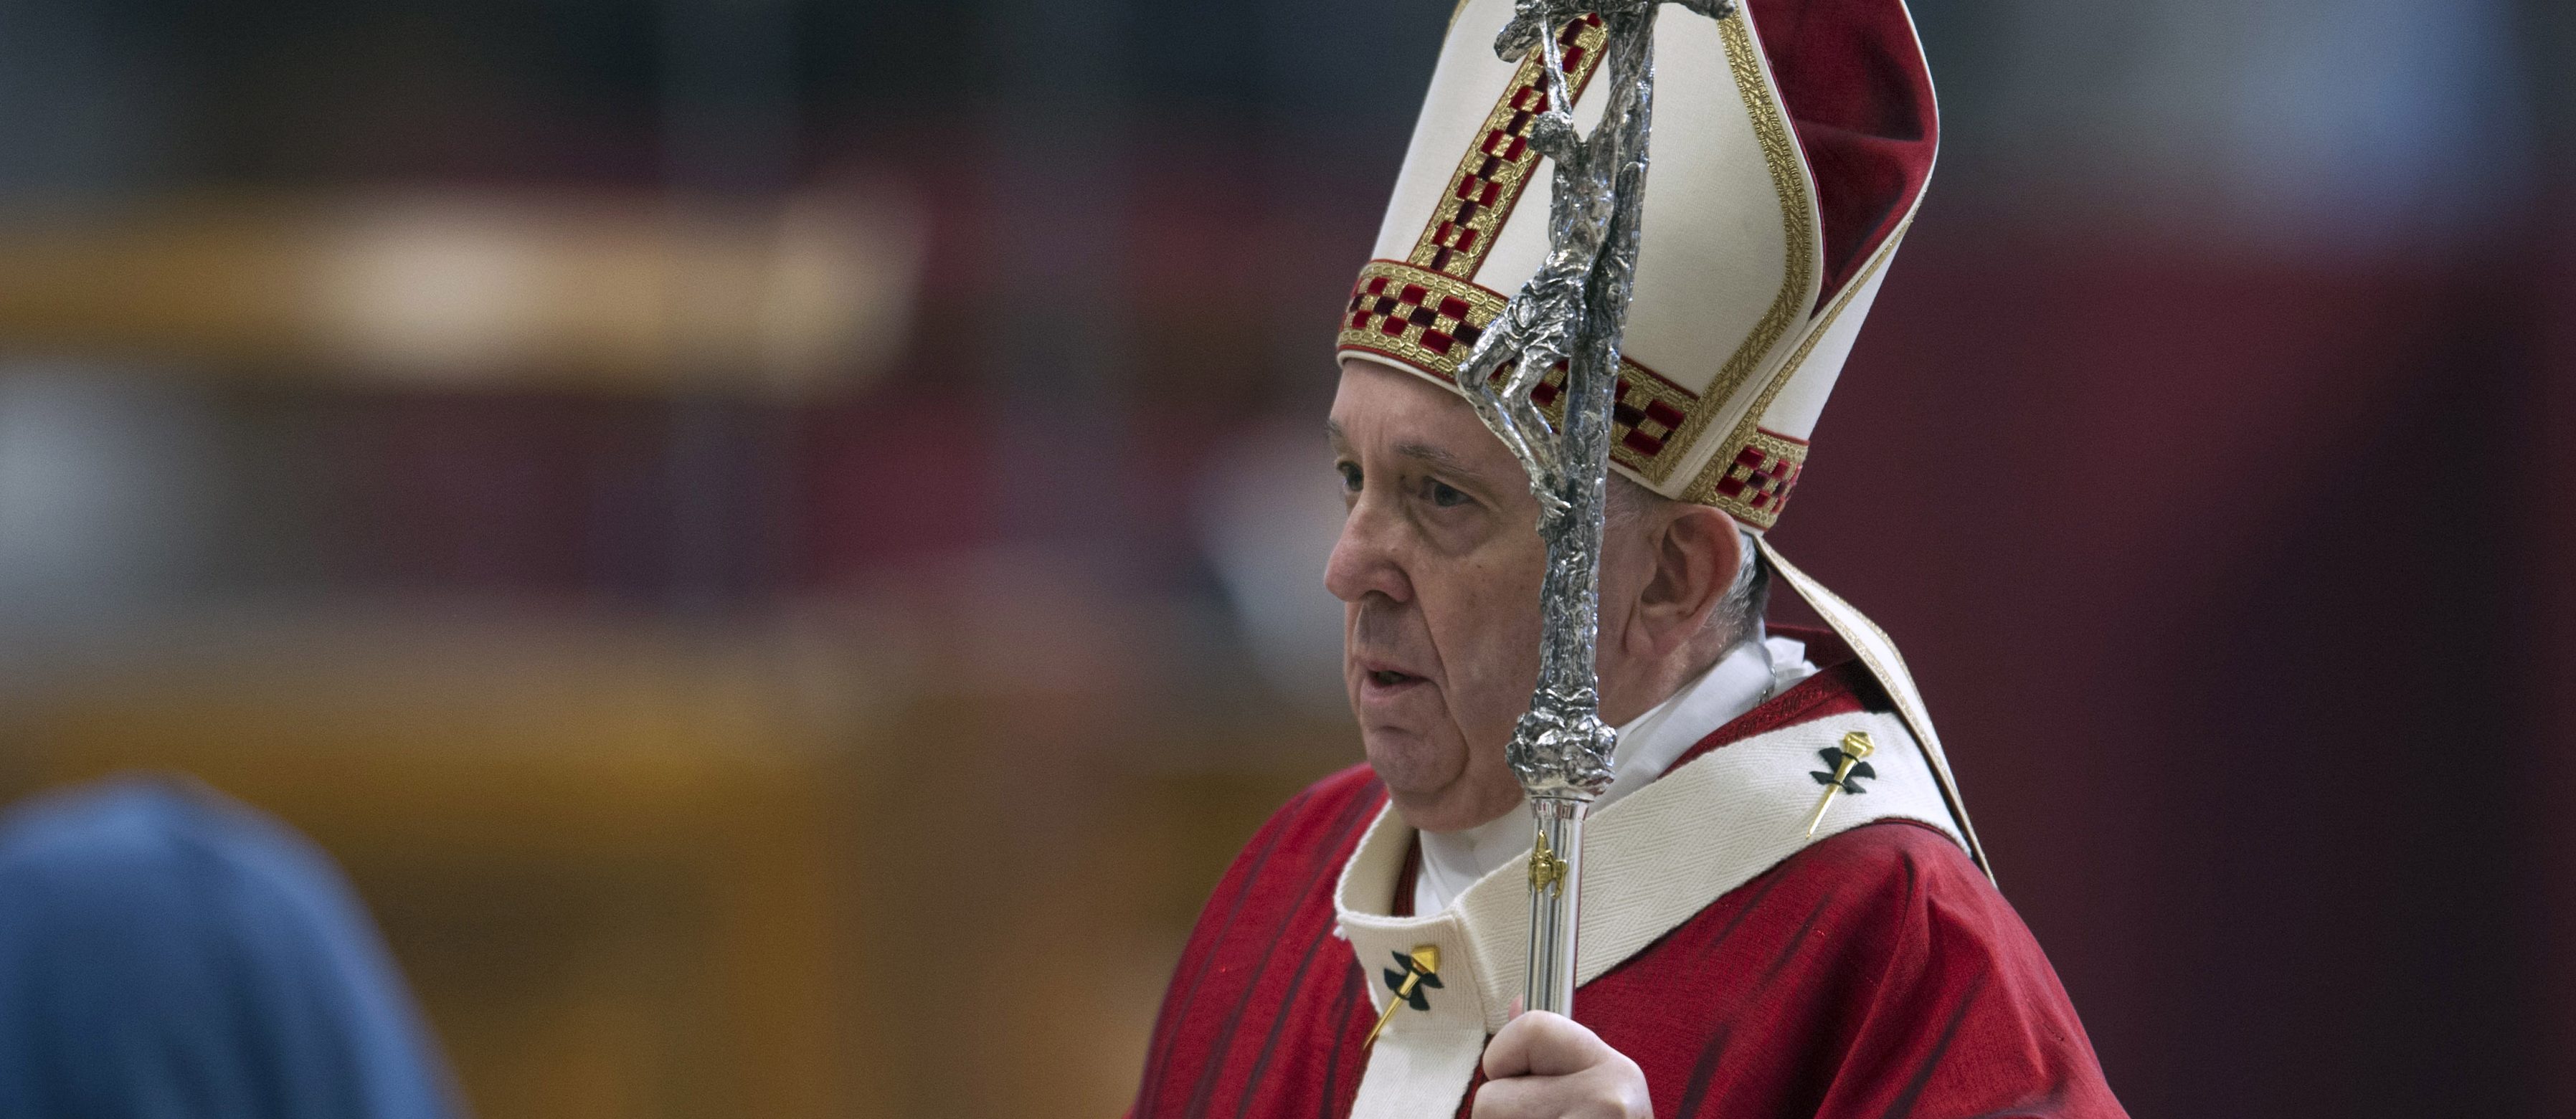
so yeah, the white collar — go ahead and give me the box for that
[1411,632,1817,915]
[1332,703,1965,1119]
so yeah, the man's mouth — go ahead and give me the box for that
[1359,661,1429,693]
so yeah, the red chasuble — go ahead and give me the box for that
[1129,642,2124,1118]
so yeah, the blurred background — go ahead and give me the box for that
[0,0,2568,1115]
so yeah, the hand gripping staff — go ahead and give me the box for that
[1452,0,1737,1021]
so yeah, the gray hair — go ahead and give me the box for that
[1606,475,1772,649]
[1715,525,1771,650]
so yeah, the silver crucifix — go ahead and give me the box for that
[1452,0,1735,1020]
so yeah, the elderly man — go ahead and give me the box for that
[1131,1,2123,1117]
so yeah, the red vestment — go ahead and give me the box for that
[1129,643,2125,1118]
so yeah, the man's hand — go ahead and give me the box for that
[1472,1010,1653,1119]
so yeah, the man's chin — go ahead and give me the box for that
[1358,727,1460,799]
[1363,732,1521,832]
[1385,784,1525,834]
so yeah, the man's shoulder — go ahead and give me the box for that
[1637,821,2001,971]
[1598,829,2117,1117]
[1610,822,2051,1027]
[1776,819,1989,908]
[1716,819,2043,978]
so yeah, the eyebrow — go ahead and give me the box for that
[1394,440,1498,488]
[1325,419,1498,487]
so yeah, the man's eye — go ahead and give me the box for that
[1428,480,1469,508]
[1337,462,1363,492]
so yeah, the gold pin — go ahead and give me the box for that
[1528,829,1569,893]
[1801,730,1877,838]
[1363,944,1441,1049]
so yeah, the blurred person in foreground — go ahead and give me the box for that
[0,777,463,1119]
[1131,1,2122,1117]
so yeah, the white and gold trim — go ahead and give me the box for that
[1759,538,1989,875]
[1333,707,1966,1118]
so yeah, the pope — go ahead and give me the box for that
[1130,1,2126,1116]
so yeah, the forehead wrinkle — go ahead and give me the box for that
[1325,418,1350,448]
[1392,439,1494,487]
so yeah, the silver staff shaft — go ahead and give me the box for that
[1454,0,1733,1019]
[1523,796,1588,1012]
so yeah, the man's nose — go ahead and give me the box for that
[1325,497,1409,606]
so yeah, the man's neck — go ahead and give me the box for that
[1598,627,1751,728]
[1409,630,1817,915]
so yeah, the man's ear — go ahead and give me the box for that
[1633,503,1742,658]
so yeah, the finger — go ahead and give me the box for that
[1468,1073,1557,1119]
[1507,994,1524,1021]
[1481,1010,1616,1080]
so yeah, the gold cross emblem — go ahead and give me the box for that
[1801,730,1877,838]
[1363,944,1442,1049]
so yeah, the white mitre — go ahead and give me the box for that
[1337,0,1938,531]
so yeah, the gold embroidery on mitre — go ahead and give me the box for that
[1692,429,1809,529]
[1625,9,1819,487]
[1345,8,1825,499]
[1339,259,1507,376]
[1682,219,1910,527]
[1407,14,1611,281]
[1337,259,1700,477]
[1525,354,1702,475]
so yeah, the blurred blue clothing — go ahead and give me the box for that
[0,778,462,1119]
